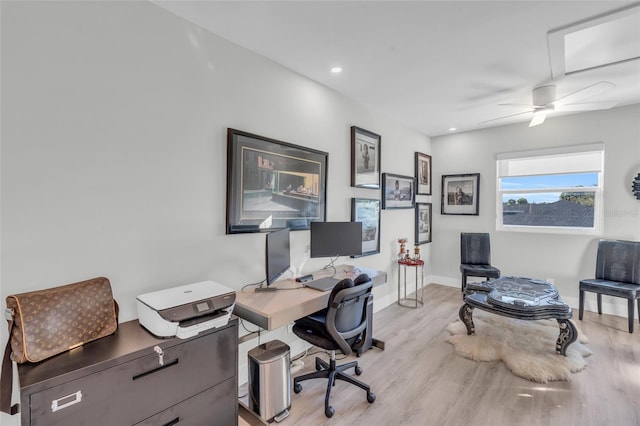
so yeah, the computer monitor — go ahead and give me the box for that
[265,227,291,286]
[310,221,362,258]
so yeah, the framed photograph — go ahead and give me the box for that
[351,126,381,189]
[226,128,328,234]
[351,198,381,257]
[441,173,480,215]
[382,173,416,209]
[415,203,432,244]
[415,152,432,195]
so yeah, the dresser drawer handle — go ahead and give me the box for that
[132,358,179,381]
[163,417,180,426]
[51,391,82,412]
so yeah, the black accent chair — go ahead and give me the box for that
[292,274,376,418]
[460,232,501,291]
[579,239,640,333]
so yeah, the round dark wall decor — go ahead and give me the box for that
[633,172,640,200]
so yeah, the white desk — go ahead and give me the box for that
[234,265,387,331]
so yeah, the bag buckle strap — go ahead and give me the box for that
[4,309,14,322]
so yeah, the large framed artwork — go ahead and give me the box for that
[351,126,381,189]
[441,173,480,215]
[351,198,381,257]
[382,173,415,209]
[415,152,432,195]
[415,202,432,244]
[226,128,328,233]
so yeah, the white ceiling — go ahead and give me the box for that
[154,1,640,137]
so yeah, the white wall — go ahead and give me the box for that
[431,104,640,315]
[0,2,432,423]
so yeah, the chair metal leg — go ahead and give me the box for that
[628,298,634,333]
[597,293,602,315]
[579,290,585,320]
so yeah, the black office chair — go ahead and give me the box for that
[292,274,376,418]
[460,232,501,291]
[579,239,640,333]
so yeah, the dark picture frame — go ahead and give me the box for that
[226,128,328,233]
[382,173,415,209]
[351,126,381,189]
[441,173,480,215]
[415,202,432,244]
[415,152,432,195]
[351,198,381,257]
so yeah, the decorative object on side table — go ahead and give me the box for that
[397,238,408,260]
[415,202,432,244]
[441,173,480,215]
[351,126,381,189]
[415,152,432,195]
[382,173,416,209]
[632,172,640,200]
[351,198,381,257]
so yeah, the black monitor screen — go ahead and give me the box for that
[310,222,362,258]
[265,228,291,285]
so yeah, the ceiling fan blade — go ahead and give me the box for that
[553,81,615,106]
[554,101,619,111]
[528,111,547,127]
[479,110,533,125]
[498,103,541,109]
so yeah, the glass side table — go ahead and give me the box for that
[397,259,424,308]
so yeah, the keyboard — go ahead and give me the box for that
[304,277,340,292]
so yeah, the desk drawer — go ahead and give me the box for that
[134,377,237,426]
[28,325,237,425]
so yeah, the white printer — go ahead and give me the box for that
[137,281,236,339]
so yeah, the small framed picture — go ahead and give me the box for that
[415,152,432,195]
[441,173,480,215]
[351,126,381,189]
[415,203,432,244]
[351,198,381,257]
[382,173,415,209]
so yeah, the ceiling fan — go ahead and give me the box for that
[482,81,619,127]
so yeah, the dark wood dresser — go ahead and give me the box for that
[17,318,238,425]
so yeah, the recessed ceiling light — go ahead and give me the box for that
[330,66,342,74]
[449,127,457,132]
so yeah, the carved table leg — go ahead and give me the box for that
[459,304,475,335]
[556,319,577,356]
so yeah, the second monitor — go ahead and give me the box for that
[310,221,363,258]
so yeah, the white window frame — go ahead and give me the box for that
[496,143,604,235]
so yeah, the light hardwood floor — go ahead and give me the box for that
[241,284,640,426]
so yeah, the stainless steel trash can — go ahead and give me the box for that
[248,340,291,423]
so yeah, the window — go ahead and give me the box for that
[496,143,603,234]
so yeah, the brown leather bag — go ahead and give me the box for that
[1,277,119,415]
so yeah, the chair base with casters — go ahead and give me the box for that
[578,239,640,333]
[292,348,375,418]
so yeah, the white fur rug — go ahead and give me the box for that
[447,311,592,383]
